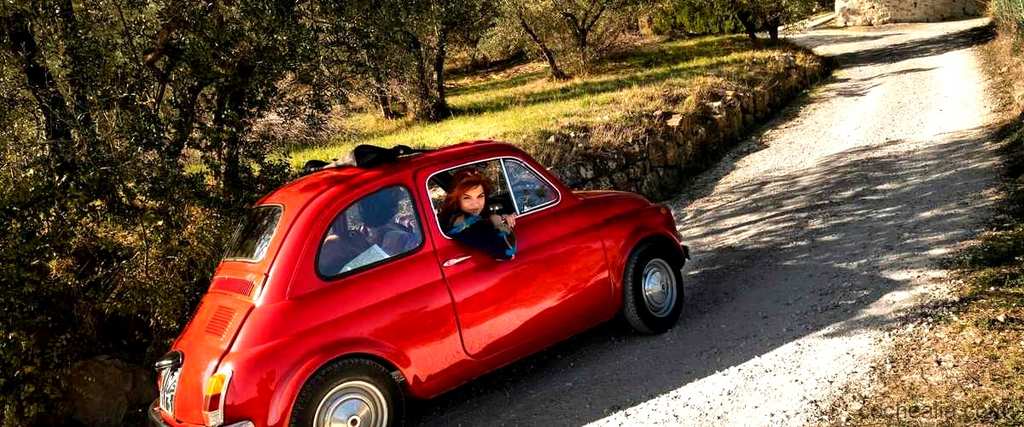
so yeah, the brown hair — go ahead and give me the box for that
[439,169,493,227]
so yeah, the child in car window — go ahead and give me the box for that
[439,169,517,260]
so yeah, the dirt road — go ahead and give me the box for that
[415,18,1002,426]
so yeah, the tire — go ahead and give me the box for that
[622,242,684,334]
[290,358,405,427]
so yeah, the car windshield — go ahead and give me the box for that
[223,206,282,262]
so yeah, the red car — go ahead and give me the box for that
[150,141,689,427]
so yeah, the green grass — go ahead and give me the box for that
[288,35,797,167]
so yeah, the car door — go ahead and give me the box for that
[417,155,613,361]
[281,181,470,397]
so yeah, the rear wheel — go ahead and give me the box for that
[622,242,684,334]
[290,359,404,427]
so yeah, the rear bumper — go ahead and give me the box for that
[148,401,172,427]
[149,400,255,427]
[148,401,203,427]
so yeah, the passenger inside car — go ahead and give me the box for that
[358,187,419,256]
[318,214,371,276]
[318,186,422,276]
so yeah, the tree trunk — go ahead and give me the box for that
[168,82,204,162]
[406,34,437,121]
[3,13,79,176]
[516,14,569,80]
[211,60,254,202]
[373,88,400,120]
[56,0,98,144]
[431,25,452,119]
[766,16,780,42]
[736,10,759,43]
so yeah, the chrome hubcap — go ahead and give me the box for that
[642,258,677,317]
[314,381,387,427]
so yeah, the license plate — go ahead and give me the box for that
[159,366,181,414]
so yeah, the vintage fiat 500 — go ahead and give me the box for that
[150,140,689,427]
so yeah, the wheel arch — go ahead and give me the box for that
[606,226,686,305]
[632,234,686,267]
[268,341,412,427]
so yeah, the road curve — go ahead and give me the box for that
[414,17,1001,426]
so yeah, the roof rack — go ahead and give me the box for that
[301,144,434,175]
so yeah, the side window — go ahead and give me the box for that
[427,159,515,236]
[317,186,423,278]
[502,158,558,213]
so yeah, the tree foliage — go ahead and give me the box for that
[653,0,743,36]
[0,0,309,422]
[312,0,493,120]
[654,0,819,42]
[498,0,635,78]
[733,0,817,42]
[0,0,827,423]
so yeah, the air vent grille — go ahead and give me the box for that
[205,306,236,339]
[211,277,256,297]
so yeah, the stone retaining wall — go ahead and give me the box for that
[837,0,982,26]
[531,52,829,202]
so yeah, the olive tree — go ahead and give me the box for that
[0,0,316,422]
[311,0,492,121]
[498,0,633,78]
[732,0,817,42]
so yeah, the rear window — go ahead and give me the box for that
[223,206,282,262]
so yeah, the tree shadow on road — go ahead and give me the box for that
[827,23,994,67]
[408,119,1002,426]
[788,32,905,50]
[405,20,1004,427]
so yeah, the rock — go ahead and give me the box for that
[69,356,141,427]
[741,94,754,112]
[648,142,666,166]
[611,172,629,189]
[667,114,684,128]
[665,142,681,165]
[129,364,157,408]
[579,164,595,180]
[836,0,981,26]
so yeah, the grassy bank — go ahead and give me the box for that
[289,35,822,168]
[824,24,1024,426]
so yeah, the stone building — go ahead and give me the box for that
[836,0,982,26]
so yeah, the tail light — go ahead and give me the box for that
[202,369,232,426]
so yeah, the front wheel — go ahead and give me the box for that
[290,359,404,427]
[622,242,684,334]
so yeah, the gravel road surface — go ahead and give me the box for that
[414,17,1002,426]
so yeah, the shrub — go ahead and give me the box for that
[992,0,1024,37]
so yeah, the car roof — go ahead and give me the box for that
[258,140,524,208]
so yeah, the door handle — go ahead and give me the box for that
[443,255,472,268]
